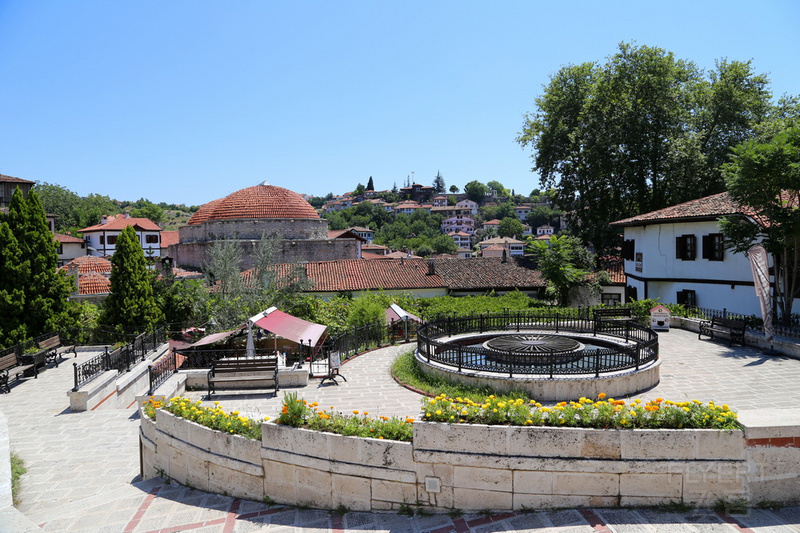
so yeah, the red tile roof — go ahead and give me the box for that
[610,192,745,227]
[246,257,546,293]
[79,214,162,233]
[77,272,110,295]
[0,173,34,184]
[597,256,626,285]
[327,229,366,241]
[60,255,113,274]
[188,184,319,224]
[187,198,223,225]
[160,230,179,247]
[54,233,84,244]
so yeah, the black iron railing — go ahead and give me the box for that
[685,306,800,340]
[416,309,658,378]
[148,350,177,395]
[73,328,166,391]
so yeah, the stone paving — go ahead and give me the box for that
[0,328,799,531]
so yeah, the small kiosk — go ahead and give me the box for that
[650,304,671,331]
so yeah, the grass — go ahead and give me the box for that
[391,349,530,403]
[11,453,26,506]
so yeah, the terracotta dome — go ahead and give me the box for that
[187,184,319,225]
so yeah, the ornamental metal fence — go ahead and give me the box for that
[416,309,658,378]
[72,328,166,391]
[685,306,800,340]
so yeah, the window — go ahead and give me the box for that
[702,233,725,261]
[601,293,621,306]
[56,244,63,254]
[107,235,117,245]
[676,235,696,260]
[676,289,697,307]
[99,235,104,245]
[621,239,635,260]
[145,234,160,244]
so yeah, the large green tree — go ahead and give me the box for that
[529,234,595,306]
[518,42,772,252]
[464,180,489,203]
[719,126,800,321]
[0,188,76,346]
[101,225,164,335]
[432,171,446,193]
[498,217,525,238]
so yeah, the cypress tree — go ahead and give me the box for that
[0,220,29,345]
[101,225,164,335]
[1,188,75,342]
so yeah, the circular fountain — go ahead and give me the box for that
[482,334,585,365]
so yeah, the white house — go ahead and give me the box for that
[514,204,532,221]
[479,237,525,257]
[54,233,87,267]
[441,215,475,235]
[610,192,764,315]
[455,199,479,215]
[79,214,163,258]
[536,224,555,237]
[348,226,375,243]
[448,231,472,249]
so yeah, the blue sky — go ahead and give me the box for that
[0,1,797,207]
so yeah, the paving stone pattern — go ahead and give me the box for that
[0,329,799,531]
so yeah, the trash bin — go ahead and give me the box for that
[650,304,671,331]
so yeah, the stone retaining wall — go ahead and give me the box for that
[140,410,800,511]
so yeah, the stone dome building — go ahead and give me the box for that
[169,182,359,269]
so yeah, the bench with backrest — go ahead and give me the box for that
[0,352,37,394]
[207,356,279,396]
[592,308,635,335]
[35,333,77,367]
[699,316,747,347]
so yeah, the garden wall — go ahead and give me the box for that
[140,409,800,511]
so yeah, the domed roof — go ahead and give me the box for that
[187,184,319,225]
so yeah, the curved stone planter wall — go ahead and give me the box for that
[141,410,800,511]
[416,352,661,402]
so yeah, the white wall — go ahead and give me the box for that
[623,221,762,315]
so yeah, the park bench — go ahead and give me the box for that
[35,333,77,367]
[207,356,279,396]
[592,307,635,335]
[699,317,747,347]
[0,352,37,394]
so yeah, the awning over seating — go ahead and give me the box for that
[183,326,245,348]
[249,307,327,347]
[385,303,421,325]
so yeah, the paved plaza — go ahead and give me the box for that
[1,327,800,531]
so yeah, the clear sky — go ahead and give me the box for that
[0,1,797,207]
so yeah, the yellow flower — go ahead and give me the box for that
[353,410,359,415]
[682,407,690,412]
[597,392,607,399]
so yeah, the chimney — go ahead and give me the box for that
[427,258,435,276]
[101,215,107,225]
[502,249,508,263]
[125,212,131,219]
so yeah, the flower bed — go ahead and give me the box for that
[143,396,267,440]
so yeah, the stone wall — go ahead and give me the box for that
[169,238,359,270]
[179,218,328,242]
[140,410,800,511]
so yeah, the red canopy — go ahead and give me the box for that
[249,307,327,347]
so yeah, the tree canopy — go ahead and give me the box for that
[464,180,489,203]
[529,234,596,306]
[432,171,446,193]
[719,126,800,321]
[0,188,77,346]
[517,42,773,252]
[101,225,164,335]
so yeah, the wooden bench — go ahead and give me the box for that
[36,333,77,367]
[699,317,747,347]
[592,308,635,335]
[207,357,279,396]
[0,352,37,394]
